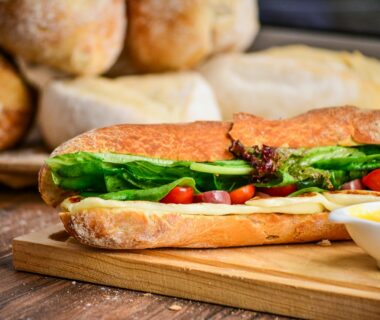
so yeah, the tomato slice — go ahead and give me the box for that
[229,184,255,204]
[362,169,380,191]
[160,186,194,204]
[259,184,297,197]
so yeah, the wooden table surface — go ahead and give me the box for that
[0,188,290,320]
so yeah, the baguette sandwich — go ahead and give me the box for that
[39,106,380,249]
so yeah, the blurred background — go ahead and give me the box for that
[255,0,380,55]
[0,0,379,189]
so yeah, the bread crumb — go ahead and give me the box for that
[143,293,152,296]
[72,281,76,285]
[317,239,332,246]
[168,304,182,311]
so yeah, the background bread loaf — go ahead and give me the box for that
[0,54,32,150]
[124,0,258,72]
[38,72,221,149]
[0,0,126,75]
[200,45,380,120]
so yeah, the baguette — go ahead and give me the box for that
[39,106,380,249]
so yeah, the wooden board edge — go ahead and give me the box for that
[12,227,380,320]
[12,225,380,297]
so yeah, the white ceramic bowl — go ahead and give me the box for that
[329,201,380,268]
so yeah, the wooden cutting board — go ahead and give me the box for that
[12,225,380,320]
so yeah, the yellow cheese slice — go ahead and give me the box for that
[61,191,380,216]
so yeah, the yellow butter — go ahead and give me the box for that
[350,208,380,222]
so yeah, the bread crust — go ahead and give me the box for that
[127,0,210,72]
[60,208,349,249]
[231,106,380,148]
[0,55,32,150]
[0,0,126,75]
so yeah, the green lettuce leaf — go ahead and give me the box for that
[86,177,198,201]
[236,145,380,190]
[46,145,380,201]
[46,152,251,200]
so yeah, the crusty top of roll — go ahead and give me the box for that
[39,106,380,207]
[230,106,380,148]
[51,121,233,161]
[39,121,232,206]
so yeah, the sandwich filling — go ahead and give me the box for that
[61,190,380,215]
[47,142,380,211]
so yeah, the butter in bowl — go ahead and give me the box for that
[330,202,380,268]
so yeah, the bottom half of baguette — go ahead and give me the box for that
[60,207,349,249]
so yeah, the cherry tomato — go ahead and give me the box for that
[259,184,297,197]
[229,184,255,204]
[160,186,194,204]
[362,169,380,191]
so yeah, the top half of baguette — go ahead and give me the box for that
[39,106,380,207]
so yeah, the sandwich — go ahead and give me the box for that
[39,106,380,249]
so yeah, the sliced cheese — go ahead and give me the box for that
[323,190,380,205]
[61,191,380,216]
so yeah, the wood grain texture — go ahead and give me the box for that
[12,224,380,320]
[0,190,57,257]
[0,190,279,320]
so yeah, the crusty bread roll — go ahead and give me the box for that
[125,0,258,72]
[199,45,380,120]
[40,106,380,248]
[0,0,126,75]
[0,55,32,150]
[38,72,221,149]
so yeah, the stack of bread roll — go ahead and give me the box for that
[0,0,259,152]
[0,0,380,158]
